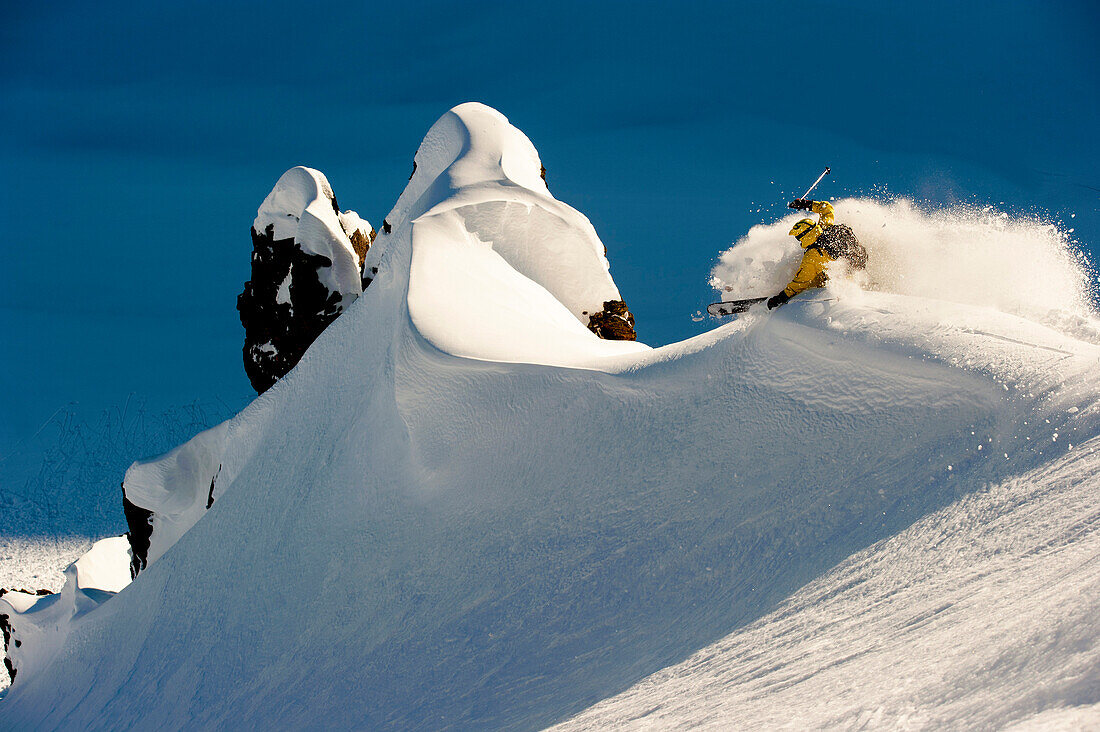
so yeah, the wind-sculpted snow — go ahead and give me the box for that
[371,102,639,349]
[3,105,1100,727]
[554,436,1100,729]
[119,104,649,586]
[1,537,130,684]
[122,421,229,575]
[119,397,277,578]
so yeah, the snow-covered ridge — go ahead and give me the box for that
[369,102,640,354]
[3,103,1100,728]
[115,104,653,593]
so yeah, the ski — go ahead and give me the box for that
[707,297,767,317]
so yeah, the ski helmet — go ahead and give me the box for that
[789,218,816,239]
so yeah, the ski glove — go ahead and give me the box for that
[767,291,791,310]
[788,198,813,210]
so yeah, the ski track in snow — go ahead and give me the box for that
[3,103,1100,727]
[554,437,1100,729]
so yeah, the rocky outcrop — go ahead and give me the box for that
[349,226,375,271]
[586,299,637,341]
[238,167,373,394]
[238,227,346,394]
[121,488,155,578]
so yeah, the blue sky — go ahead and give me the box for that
[2,0,1098,454]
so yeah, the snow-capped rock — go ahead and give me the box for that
[238,166,372,394]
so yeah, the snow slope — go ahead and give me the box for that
[554,432,1100,730]
[1,537,130,687]
[3,103,1100,728]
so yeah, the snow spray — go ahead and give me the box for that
[710,198,1096,334]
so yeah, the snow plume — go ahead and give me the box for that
[711,198,1095,329]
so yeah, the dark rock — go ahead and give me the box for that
[122,486,154,578]
[205,465,222,510]
[2,625,13,682]
[586,300,637,341]
[238,224,348,394]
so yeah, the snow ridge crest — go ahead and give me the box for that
[368,102,642,362]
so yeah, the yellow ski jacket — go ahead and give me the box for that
[783,201,836,298]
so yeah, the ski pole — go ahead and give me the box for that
[800,167,831,200]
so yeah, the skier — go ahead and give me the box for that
[707,169,869,318]
[765,198,867,310]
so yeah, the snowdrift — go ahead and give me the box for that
[3,103,1100,729]
[1,537,130,686]
[372,102,642,361]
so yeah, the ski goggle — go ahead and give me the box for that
[789,219,815,238]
